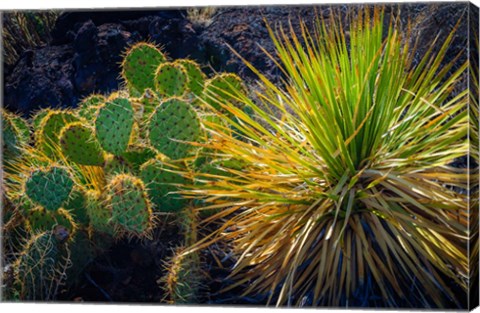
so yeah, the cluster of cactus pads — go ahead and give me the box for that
[2,42,248,301]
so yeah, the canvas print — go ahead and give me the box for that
[1,2,479,310]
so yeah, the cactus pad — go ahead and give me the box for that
[32,109,50,132]
[95,98,134,155]
[37,111,79,158]
[140,160,189,212]
[25,166,74,211]
[203,73,245,113]
[60,122,105,166]
[107,174,153,236]
[64,189,89,226]
[154,62,188,98]
[2,113,23,159]
[16,231,61,300]
[26,207,75,239]
[122,144,157,171]
[104,155,132,176]
[177,59,206,97]
[64,231,96,284]
[122,42,165,95]
[137,88,161,121]
[9,114,30,144]
[78,94,105,121]
[148,98,202,160]
[163,246,202,304]
[85,191,114,236]
[25,207,57,232]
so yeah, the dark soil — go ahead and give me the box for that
[2,2,474,306]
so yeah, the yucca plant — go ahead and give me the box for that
[186,7,470,308]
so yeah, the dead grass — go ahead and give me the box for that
[2,11,58,66]
[186,7,217,28]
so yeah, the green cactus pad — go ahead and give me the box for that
[163,246,202,304]
[60,122,105,166]
[64,230,96,285]
[203,73,246,113]
[37,111,80,158]
[148,98,202,160]
[2,113,23,159]
[25,207,75,239]
[122,144,157,171]
[78,94,106,121]
[95,98,134,155]
[140,160,189,212]
[104,155,132,176]
[107,174,153,236]
[60,122,104,166]
[54,208,77,241]
[25,207,57,232]
[122,42,165,95]
[177,59,206,97]
[154,62,188,98]
[64,189,89,226]
[11,194,35,217]
[138,88,161,121]
[9,114,30,144]
[85,191,114,236]
[25,166,74,211]
[16,231,60,300]
[32,109,50,132]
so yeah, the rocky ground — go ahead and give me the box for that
[4,3,469,117]
[2,2,473,305]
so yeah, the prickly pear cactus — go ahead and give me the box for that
[32,109,50,132]
[104,155,132,176]
[203,73,245,113]
[78,94,106,121]
[63,230,96,286]
[163,209,202,304]
[148,98,202,160]
[133,88,161,122]
[25,207,75,243]
[95,98,134,155]
[60,122,105,166]
[53,208,77,241]
[121,144,157,171]
[140,160,189,212]
[25,166,74,211]
[163,246,202,304]
[25,206,57,232]
[106,174,153,237]
[64,189,89,226]
[9,113,30,144]
[122,42,165,96]
[177,59,206,98]
[15,231,66,300]
[36,110,79,158]
[154,62,188,98]
[2,113,24,160]
[85,190,115,236]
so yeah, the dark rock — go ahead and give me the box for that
[4,19,140,115]
[4,44,75,115]
[148,16,205,61]
[4,4,469,118]
[198,7,322,80]
[51,9,184,45]
[72,22,138,96]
